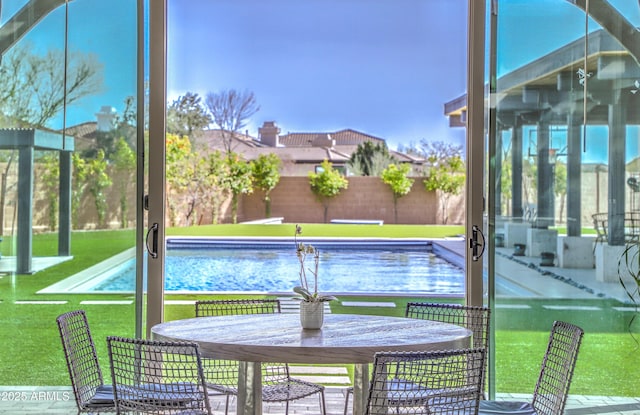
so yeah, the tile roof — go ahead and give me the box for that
[63,121,97,139]
[197,129,265,152]
[279,129,385,147]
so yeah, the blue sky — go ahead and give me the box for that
[495,0,640,164]
[1,0,137,130]
[3,0,639,159]
[167,0,468,150]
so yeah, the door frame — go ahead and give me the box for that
[146,0,167,336]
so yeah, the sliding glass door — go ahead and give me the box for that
[486,0,640,398]
[0,0,144,388]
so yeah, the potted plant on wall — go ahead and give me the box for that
[293,225,337,329]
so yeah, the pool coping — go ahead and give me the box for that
[37,247,136,294]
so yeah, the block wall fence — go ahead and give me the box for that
[18,169,616,231]
[239,176,464,225]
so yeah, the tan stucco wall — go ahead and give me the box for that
[239,176,465,225]
[18,166,628,230]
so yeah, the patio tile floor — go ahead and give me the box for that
[1,386,640,414]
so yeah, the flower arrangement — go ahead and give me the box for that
[293,224,337,303]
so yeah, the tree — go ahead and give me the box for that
[71,153,89,229]
[381,163,414,224]
[81,97,138,161]
[112,138,136,228]
[167,92,212,144]
[40,152,60,231]
[251,153,281,218]
[347,141,396,176]
[499,142,513,216]
[416,140,465,224]
[419,140,463,161]
[205,151,228,224]
[165,133,193,226]
[0,44,103,232]
[222,152,253,224]
[0,43,103,128]
[308,160,349,223]
[423,155,465,224]
[204,89,260,153]
[555,161,567,224]
[87,150,112,228]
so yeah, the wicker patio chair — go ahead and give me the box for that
[365,348,486,415]
[107,336,212,415]
[406,303,490,392]
[478,320,584,415]
[345,302,490,415]
[56,310,116,414]
[195,299,326,415]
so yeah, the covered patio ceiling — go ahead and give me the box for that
[444,29,640,128]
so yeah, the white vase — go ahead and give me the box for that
[300,301,324,329]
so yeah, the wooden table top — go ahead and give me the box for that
[151,313,472,364]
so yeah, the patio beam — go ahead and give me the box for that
[566,0,640,67]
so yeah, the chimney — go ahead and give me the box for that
[96,106,116,131]
[258,121,281,147]
[312,133,335,148]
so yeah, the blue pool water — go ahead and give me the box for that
[91,242,464,294]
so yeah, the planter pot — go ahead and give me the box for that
[513,243,526,256]
[300,301,324,330]
[540,252,555,267]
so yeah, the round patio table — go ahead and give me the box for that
[151,313,471,415]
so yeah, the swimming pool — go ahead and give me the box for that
[62,238,465,295]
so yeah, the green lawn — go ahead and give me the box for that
[0,224,638,397]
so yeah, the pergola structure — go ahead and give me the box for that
[0,129,73,274]
[445,28,640,247]
[0,1,72,274]
[0,0,67,59]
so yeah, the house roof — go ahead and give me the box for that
[63,121,98,139]
[62,122,424,166]
[279,129,386,147]
[197,129,264,151]
[198,128,424,165]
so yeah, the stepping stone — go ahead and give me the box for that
[14,300,68,304]
[288,365,351,384]
[293,375,352,385]
[341,301,396,308]
[278,297,332,313]
[542,305,601,311]
[289,366,348,375]
[80,300,133,305]
[164,300,196,305]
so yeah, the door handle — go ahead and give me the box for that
[145,223,159,259]
[470,224,486,261]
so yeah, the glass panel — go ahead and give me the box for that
[164,0,469,316]
[489,0,640,402]
[0,0,140,392]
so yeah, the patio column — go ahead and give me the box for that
[58,151,72,256]
[536,120,554,228]
[566,112,582,236]
[511,117,523,220]
[608,97,626,246]
[495,126,503,217]
[17,146,33,274]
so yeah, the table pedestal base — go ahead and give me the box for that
[353,363,369,415]
[238,361,262,415]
